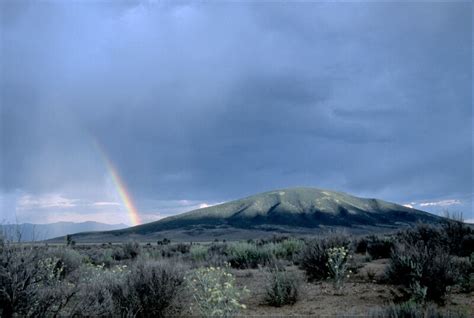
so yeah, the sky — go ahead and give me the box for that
[1,1,472,225]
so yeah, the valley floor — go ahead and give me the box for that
[3,222,473,317]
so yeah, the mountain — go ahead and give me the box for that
[61,187,443,242]
[1,221,128,242]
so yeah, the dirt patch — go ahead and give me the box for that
[233,262,473,317]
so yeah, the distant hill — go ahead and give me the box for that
[1,221,128,242]
[62,187,444,242]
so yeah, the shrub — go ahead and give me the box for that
[366,236,394,259]
[65,234,76,246]
[227,242,273,269]
[158,243,192,259]
[458,253,474,293]
[396,224,445,251]
[388,223,474,302]
[366,268,376,282]
[355,237,369,254]
[0,243,45,317]
[190,245,208,262]
[109,258,185,317]
[264,266,299,307]
[81,247,115,267]
[326,246,351,290]
[157,238,171,245]
[47,247,85,278]
[205,243,230,267]
[71,258,185,317]
[370,302,467,318]
[441,220,474,256]
[120,241,141,260]
[272,238,305,261]
[208,242,228,256]
[371,302,425,318]
[174,243,191,254]
[185,265,249,317]
[460,234,474,257]
[396,222,474,257]
[386,242,461,303]
[299,240,329,281]
[299,234,351,281]
[68,264,121,316]
[0,243,76,317]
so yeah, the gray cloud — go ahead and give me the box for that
[1,1,472,223]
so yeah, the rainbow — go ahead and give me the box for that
[93,140,141,226]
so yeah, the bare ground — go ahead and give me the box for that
[231,259,474,317]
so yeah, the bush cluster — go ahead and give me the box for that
[355,235,394,259]
[271,238,305,261]
[227,242,273,269]
[367,236,394,259]
[160,243,191,258]
[47,247,85,278]
[185,264,248,317]
[155,237,305,268]
[396,222,474,257]
[111,241,141,261]
[299,234,351,281]
[458,252,474,293]
[0,240,186,317]
[71,259,184,317]
[190,244,209,262]
[387,223,471,303]
[264,265,299,307]
[441,221,474,257]
[108,259,185,317]
[0,243,76,317]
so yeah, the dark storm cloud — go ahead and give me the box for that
[1,1,472,222]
